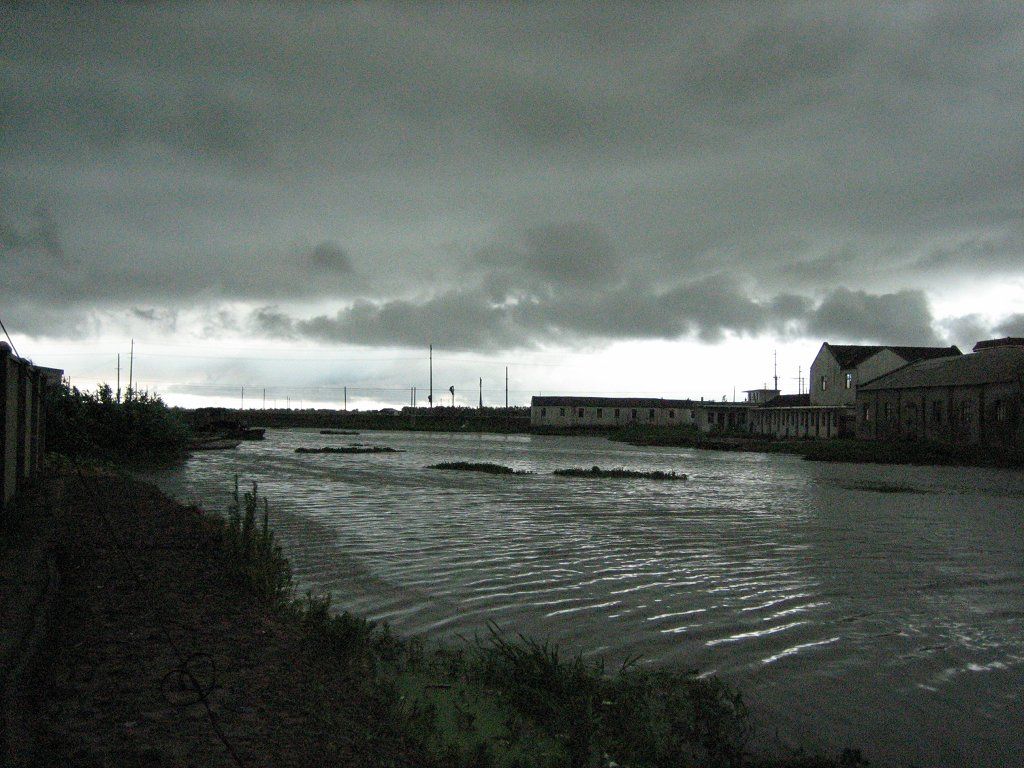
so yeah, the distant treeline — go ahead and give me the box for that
[193,405,532,433]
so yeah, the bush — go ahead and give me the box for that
[223,477,293,606]
[45,381,192,465]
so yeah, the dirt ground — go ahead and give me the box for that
[9,469,434,768]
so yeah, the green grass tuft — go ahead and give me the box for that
[429,462,534,475]
[553,466,687,480]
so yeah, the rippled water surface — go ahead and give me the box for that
[143,429,1024,766]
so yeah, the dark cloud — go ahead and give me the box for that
[309,242,354,273]
[2,3,1022,365]
[807,288,939,345]
[130,307,178,332]
[249,279,928,354]
[995,314,1024,338]
[938,314,995,352]
[251,306,297,338]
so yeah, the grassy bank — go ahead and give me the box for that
[611,425,1024,468]
[223,479,867,768]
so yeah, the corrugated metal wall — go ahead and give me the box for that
[0,344,53,515]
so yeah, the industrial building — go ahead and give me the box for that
[856,338,1024,449]
[530,396,698,429]
[529,339,1020,451]
[749,342,963,438]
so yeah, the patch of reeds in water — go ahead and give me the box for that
[295,445,403,454]
[428,461,534,475]
[553,466,687,480]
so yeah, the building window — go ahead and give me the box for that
[578,408,585,418]
[960,402,973,424]
[862,403,870,422]
[930,400,942,425]
[707,412,714,424]
[559,408,565,417]
[631,409,638,419]
[996,400,1007,421]
[820,375,827,391]
[596,408,603,418]
[614,408,620,418]
[669,409,675,419]
[649,409,656,420]
[541,408,546,417]
[884,403,892,421]
[845,372,853,390]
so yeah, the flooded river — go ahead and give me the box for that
[142,429,1024,767]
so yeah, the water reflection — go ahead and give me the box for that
[141,429,1024,767]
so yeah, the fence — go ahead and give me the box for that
[0,343,61,516]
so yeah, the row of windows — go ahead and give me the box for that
[539,407,679,420]
[861,399,1009,424]
[820,372,855,391]
[758,411,836,428]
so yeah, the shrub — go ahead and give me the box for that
[223,477,293,606]
[45,381,192,465]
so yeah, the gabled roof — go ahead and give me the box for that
[973,337,1024,352]
[762,394,811,408]
[860,345,1024,391]
[823,343,961,369]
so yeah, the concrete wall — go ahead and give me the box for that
[750,406,846,439]
[857,382,1022,448]
[693,404,753,433]
[810,347,914,408]
[0,344,53,516]
[809,346,850,406]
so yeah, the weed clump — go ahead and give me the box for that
[553,466,687,480]
[428,462,534,475]
[295,445,403,454]
[223,477,293,606]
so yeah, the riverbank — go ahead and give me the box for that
[2,464,867,767]
[1,467,431,767]
[609,425,1024,468]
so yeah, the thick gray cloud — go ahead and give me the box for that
[2,3,1022,354]
[807,288,940,346]
[247,280,935,352]
[996,314,1024,338]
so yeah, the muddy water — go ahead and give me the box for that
[142,429,1024,766]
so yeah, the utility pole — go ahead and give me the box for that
[429,344,433,408]
[128,339,134,400]
[116,354,121,402]
[241,386,244,410]
[344,386,347,411]
[505,366,508,409]
[773,350,778,392]
[479,378,483,409]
